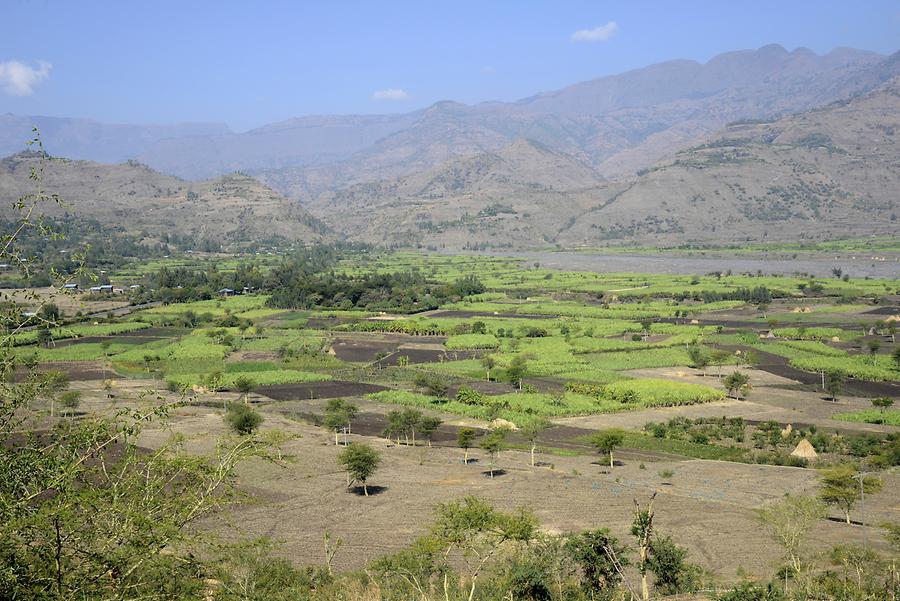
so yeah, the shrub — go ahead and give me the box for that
[225,403,263,435]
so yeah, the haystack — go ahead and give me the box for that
[790,439,818,461]
[489,418,519,431]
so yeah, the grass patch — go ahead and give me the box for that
[833,409,900,427]
[445,333,499,349]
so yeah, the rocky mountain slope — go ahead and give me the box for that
[306,139,611,248]
[0,153,329,246]
[308,78,900,249]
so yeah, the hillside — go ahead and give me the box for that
[306,79,900,249]
[0,153,329,247]
[306,139,613,249]
[556,77,900,246]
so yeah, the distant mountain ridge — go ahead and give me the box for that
[308,78,900,249]
[1,44,896,188]
[0,114,230,165]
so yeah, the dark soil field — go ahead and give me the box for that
[373,347,483,367]
[53,334,169,347]
[330,334,448,363]
[725,345,900,398]
[256,380,387,401]
[864,306,900,316]
[21,361,119,381]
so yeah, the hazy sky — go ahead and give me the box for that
[1,0,898,131]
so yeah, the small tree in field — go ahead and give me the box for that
[871,397,894,414]
[520,418,549,467]
[458,427,476,463]
[687,345,709,374]
[419,415,442,447]
[480,429,507,478]
[225,402,263,435]
[824,370,845,401]
[709,350,731,376]
[323,399,358,445]
[819,465,882,525]
[480,354,496,381]
[59,391,81,417]
[506,354,529,390]
[233,375,255,404]
[894,346,900,370]
[430,496,537,601]
[591,428,625,468]
[337,443,380,496]
[724,371,751,399]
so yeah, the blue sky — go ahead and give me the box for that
[1,0,898,131]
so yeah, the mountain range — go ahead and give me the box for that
[0,44,898,250]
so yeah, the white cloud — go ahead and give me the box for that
[570,21,618,43]
[372,88,409,101]
[0,60,52,96]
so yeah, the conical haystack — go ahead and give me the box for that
[790,439,818,461]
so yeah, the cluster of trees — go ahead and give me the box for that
[266,269,485,312]
[383,408,442,446]
[133,244,488,312]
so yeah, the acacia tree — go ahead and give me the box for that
[480,429,507,478]
[40,369,70,417]
[756,495,826,576]
[521,418,549,467]
[457,427,476,464]
[631,494,656,601]
[591,428,625,468]
[233,375,255,404]
[687,345,709,375]
[419,416,442,447]
[225,402,263,435]
[401,408,423,446]
[825,370,845,402]
[871,396,894,415]
[565,528,629,596]
[323,399,358,445]
[723,371,751,399]
[59,390,81,417]
[709,350,731,377]
[819,466,883,525]
[429,496,537,601]
[480,354,496,381]
[506,354,529,390]
[337,443,381,496]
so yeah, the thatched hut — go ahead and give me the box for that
[790,439,818,461]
